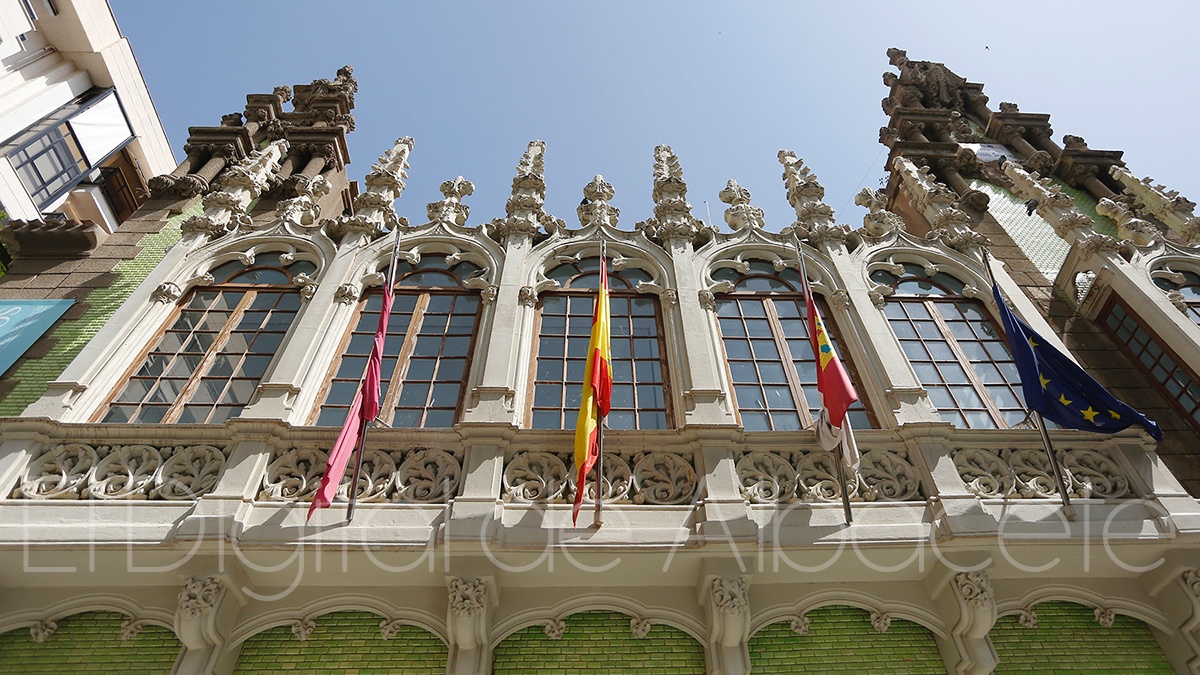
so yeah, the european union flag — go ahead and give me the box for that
[992,282,1163,441]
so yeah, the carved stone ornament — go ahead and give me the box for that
[480,284,499,304]
[712,577,749,616]
[790,615,811,636]
[518,286,538,307]
[1093,607,1115,628]
[120,618,145,641]
[152,282,183,304]
[577,174,620,229]
[335,283,360,305]
[953,446,1130,500]
[720,179,766,231]
[544,618,566,640]
[425,176,475,228]
[736,448,920,504]
[15,443,226,500]
[1017,609,1038,629]
[1183,569,1200,600]
[448,578,488,618]
[503,451,570,502]
[30,620,57,643]
[855,188,906,237]
[260,446,462,504]
[636,145,710,243]
[378,619,405,640]
[178,577,222,619]
[871,611,891,633]
[292,618,316,641]
[698,289,717,311]
[953,571,993,609]
[630,617,652,639]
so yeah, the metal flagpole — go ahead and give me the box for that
[982,250,1075,520]
[348,226,403,521]
[594,239,607,528]
[795,236,853,525]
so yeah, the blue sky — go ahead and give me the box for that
[113,1,1200,232]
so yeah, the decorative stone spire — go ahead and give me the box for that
[892,155,987,252]
[322,137,413,242]
[718,180,765,231]
[854,188,906,237]
[1109,166,1200,243]
[577,175,619,229]
[636,145,710,242]
[487,141,565,242]
[1002,162,1118,253]
[180,139,289,239]
[425,176,474,228]
[778,150,838,238]
[1096,197,1159,247]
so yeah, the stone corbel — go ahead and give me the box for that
[702,575,752,675]
[446,576,497,675]
[174,575,243,651]
[927,561,997,675]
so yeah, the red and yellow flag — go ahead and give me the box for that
[572,260,612,524]
[803,273,858,429]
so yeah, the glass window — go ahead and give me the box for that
[1103,299,1200,427]
[531,258,670,430]
[714,262,874,431]
[875,264,1026,429]
[101,259,310,424]
[1153,269,1200,326]
[314,255,482,428]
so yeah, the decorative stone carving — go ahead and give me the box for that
[1096,197,1158,246]
[335,284,360,305]
[719,179,766,231]
[1110,165,1200,242]
[779,150,840,238]
[636,145,711,242]
[487,140,565,241]
[1094,607,1115,628]
[176,575,237,650]
[425,176,474,228]
[15,443,225,501]
[448,578,487,617]
[871,611,891,633]
[323,137,413,243]
[953,572,993,609]
[178,577,222,619]
[790,615,811,636]
[886,48,970,112]
[292,618,316,641]
[29,620,56,642]
[631,451,697,505]
[480,284,499,304]
[259,446,461,504]
[952,446,1130,499]
[120,618,145,640]
[395,448,462,503]
[518,286,538,307]
[277,175,332,230]
[577,175,620,230]
[698,289,716,311]
[380,619,406,640]
[706,576,751,675]
[855,188,906,237]
[1183,569,1200,599]
[503,451,570,502]
[1017,609,1038,629]
[152,282,183,304]
[544,618,566,639]
[260,447,328,501]
[735,448,921,504]
[712,577,749,615]
[630,617,652,639]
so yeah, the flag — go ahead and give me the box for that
[801,271,861,470]
[307,265,397,521]
[991,281,1162,441]
[572,258,613,525]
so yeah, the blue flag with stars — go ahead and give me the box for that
[992,282,1162,441]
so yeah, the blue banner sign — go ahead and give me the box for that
[0,299,75,377]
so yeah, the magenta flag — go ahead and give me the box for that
[307,281,395,521]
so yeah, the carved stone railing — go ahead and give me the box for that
[12,443,227,500]
[259,445,463,504]
[953,446,1132,499]
[735,447,923,504]
[502,449,699,506]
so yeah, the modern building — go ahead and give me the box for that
[0,0,173,261]
[0,48,1198,674]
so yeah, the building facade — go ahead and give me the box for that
[0,51,1199,674]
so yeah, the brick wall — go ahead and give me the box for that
[747,605,945,674]
[992,601,1172,673]
[0,611,181,673]
[232,611,446,673]
[492,610,705,674]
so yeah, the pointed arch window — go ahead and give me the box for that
[313,254,483,428]
[1153,269,1200,325]
[713,260,873,431]
[530,257,670,430]
[872,263,1026,429]
[100,258,315,424]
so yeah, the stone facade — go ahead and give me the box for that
[0,51,1199,674]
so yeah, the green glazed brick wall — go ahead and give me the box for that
[973,178,1072,282]
[0,610,181,673]
[748,606,946,674]
[233,611,446,674]
[0,203,198,416]
[492,610,705,675]
[992,601,1173,674]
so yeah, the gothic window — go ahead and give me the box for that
[713,260,873,431]
[530,257,670,430]
[314,254,482,428]
[872,263,1026,429]
[1102,299,1200,427]
[1153,269,1200,325]
[100,258,314,424]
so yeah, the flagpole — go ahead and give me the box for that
[796,235,853,525]
[593,239,607,528]
[981,250,1075,520]
[347,226,403,522]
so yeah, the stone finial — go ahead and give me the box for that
[578,175,620,229]
[487,140,564,241]
[425,176,474,228]
[855,188,906,237]
[719,180,765,231]
[884,47,970,112]
[322,137,413,242]
[892,156,988,252]
[1096,198,1158,247]
[1109,165,1200,243]
[1003,162,1119,254]
[636,145,710,242]
[778,150,835,236]
[178,140,289,239]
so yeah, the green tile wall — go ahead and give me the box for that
[973,178,1072,282]
[0,610,181,673]
[232,611,446,674]
[748,606,946,674]
[0,203,198,416]
[492,610,705,675]
[992,601,1173,674]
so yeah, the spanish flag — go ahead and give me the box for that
[572,258,613,525]
[803,270,860,468]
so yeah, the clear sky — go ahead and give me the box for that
[112,0,1200,233]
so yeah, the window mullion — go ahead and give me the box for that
[926,299,1006,426]
[381,292,430,424]
[765,297,813,427]
[162,289,258,424]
